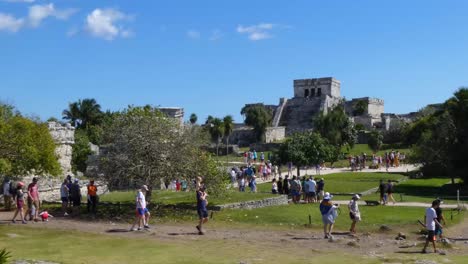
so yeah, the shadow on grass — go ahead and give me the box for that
[167,232,201,236]
[394,182,467,199]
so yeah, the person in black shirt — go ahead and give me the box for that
[378,179,387,205]
[435,199,446,240]
[277,177,283,194]
[283,176,289,195]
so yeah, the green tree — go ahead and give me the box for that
[189,113,198,125]
[314,104,357,149]
[276,132,332,176]
[352,100,368,116]
[72,130,93,174]
[241,104,272,142]
[62,98,103,129]
[223,115,234,155]
[208,118,224,156]
[97,106,227,196]
[0,115,61,177]
[368,130,384,152]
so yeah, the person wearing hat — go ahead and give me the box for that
[130,185,151,231]
[319,192,339,239]
[11,182,27,224]
[87,180,98,215]
[348,194,361,234]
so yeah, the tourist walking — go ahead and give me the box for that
[130,185,151,231]
[87,180,98,214]
[2,177,13,211]
[435,199,446,240]
[27,177,40,221]
[11,182,27,224]
[69,179,82,216]
[60,178,70,216]
[319,193,339,239]
[378,179,387,205]
[386,180,396,204]
[348,194,361,234]
[271,178,278,194]
[307,177,317,203]
[196,185,209,235]
[422,200,443,253]
[290,176,302,203]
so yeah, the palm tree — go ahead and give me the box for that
[223,115,234,156]
[62,98,102,129]
[189,113,198,125]
[209,118,224,156]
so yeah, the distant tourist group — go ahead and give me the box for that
[349,151,406,172]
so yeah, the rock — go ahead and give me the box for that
[379,225,391,232]
[395,232,406,240]
[347,241,360,247]
[439,250,447,255]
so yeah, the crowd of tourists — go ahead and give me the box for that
[349,151,406,171]
[2,176,99,224]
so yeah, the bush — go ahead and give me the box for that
[0,248,11,264]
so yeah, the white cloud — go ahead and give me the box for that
[85,8,133,40]
[28,3,77,27]
[209,29,222,41]
[237,23,274,41]
[187,30,200,39]
[0,13,24,32]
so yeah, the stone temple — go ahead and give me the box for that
[232,77,415,145]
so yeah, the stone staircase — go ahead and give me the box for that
[272,98,288,127]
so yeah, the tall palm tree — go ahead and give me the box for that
[223,115,234,155]
[189,113,198,125]
[62,98,102,129]
[209,118,224,156]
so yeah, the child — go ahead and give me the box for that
[39,210,53,222]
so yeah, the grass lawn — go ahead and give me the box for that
[256,172,406,194]
[100,189,276,206]
[2,225,453,264]
[212,203,465,233]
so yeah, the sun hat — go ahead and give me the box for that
[17,182,25,187]
[141,185,149,191]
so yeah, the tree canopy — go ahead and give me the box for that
[241,104,272,142]
[276,132,333,176]
[314,104,357,149]
[0,104,61,177]
[62,98,103,129]
[96,106,227,196]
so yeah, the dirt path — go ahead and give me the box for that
[1,210,467,258]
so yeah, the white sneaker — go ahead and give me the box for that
[130,228,138,231]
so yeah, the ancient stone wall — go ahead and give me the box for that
[48,122,75,175]
[293,77,340,99]
[213,195,288,210]
[158,107,184,126]
[265,127,285,143]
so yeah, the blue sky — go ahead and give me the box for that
[1,0,467,123]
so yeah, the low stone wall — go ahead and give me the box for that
[213,195,288,210]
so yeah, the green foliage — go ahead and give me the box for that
[0,115,61,176]
[276,132,333,175]
[0,102,16,121]
[354,123,365,131]
[0,248,11,264]
[72,130,93,174]
[241,104,272,142]
[189,113,197,125]
[352,100,368,116]
[314,104,357,148]
[367,130,383,152]
[98,106,226,197]
[62,98,103,129]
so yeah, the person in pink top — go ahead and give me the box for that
[27,177,40,222]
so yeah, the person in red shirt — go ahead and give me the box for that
[87,180,98,214]
[27,177,40,222]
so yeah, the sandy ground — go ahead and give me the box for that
[1,209,467,259]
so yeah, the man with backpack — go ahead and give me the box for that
[2,177,13,211]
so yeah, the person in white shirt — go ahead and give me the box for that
[422,200,443,253]
[348,194,361,234]
[307,177,317,203]
[130,185,151,231]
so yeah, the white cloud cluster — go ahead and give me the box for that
[0,13,24,32]
[28,3,77,27]
[237,23,274,41]
[85,8,132,40]
[0,3,76,32]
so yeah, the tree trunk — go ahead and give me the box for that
[297,166,300,177]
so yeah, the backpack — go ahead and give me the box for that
[9,182,17,197]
